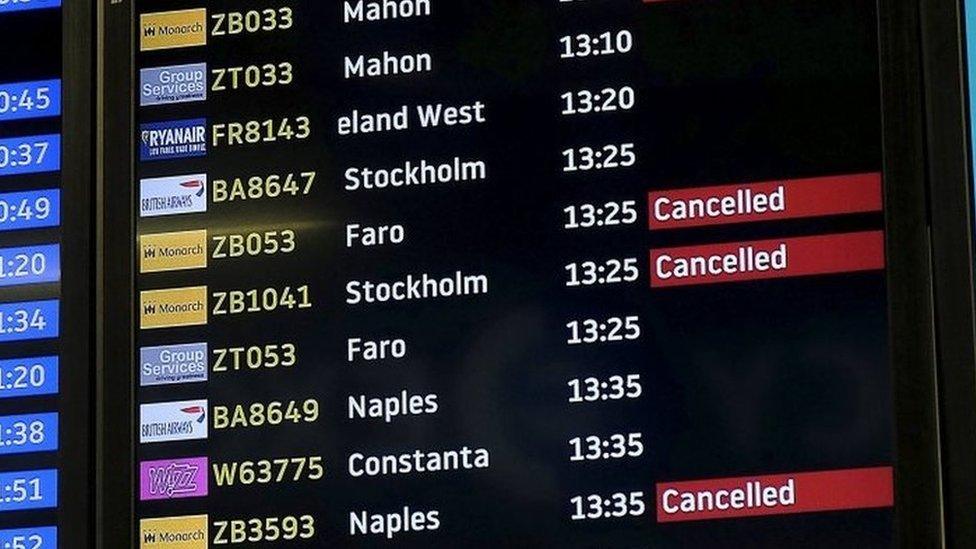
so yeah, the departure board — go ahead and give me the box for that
[0,1,75,548]
[132,1,894,547]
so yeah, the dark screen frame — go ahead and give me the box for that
[93,1,945,546]
[919,0,976,545]
[61,0,95,545]
[96,0,134,547]
[880,0,947,544]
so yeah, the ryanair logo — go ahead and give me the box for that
[140,230,208,273]
[140,515,208,548]
[140,119,207,161]
[141,9,207,52]
[140,286,208,329]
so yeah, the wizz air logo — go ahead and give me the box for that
[140,457,208,500]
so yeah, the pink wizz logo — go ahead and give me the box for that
[140,456,208,500]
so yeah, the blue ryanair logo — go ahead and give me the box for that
[141,63,207,106]
[140,118,207,161]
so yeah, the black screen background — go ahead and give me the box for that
[135,0,892,547]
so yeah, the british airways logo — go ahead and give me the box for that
[140,174,208,218]
[140,118,207,161]
[140,399,209,444]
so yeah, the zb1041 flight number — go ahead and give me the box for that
[212,286,312,316]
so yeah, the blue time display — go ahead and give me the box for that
[0,190,59,232]
[0,80,60,122]
[0,356,56,399]
[0,135,59,177]
[0,470,56,512]
[0,300,58,342]
[0,526,55,548]
[0,413,56,455]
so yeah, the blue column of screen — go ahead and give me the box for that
[0,1,61,14]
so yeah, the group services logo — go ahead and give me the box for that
[141,342,208,387]
[141,9,207,52]
[140,514,208,549]
[140,457,209,501]
[141,63,207,106]
[140,399,209,444]
[139,174,208,218]
[140,118,207,161]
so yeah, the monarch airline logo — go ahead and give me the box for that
[141,64,207,106]
[140,400,208,444]
[141,9,207,52]
[140,515,208,548]
[141,119,207,161]
[140,457,208,501]
[140,230,208,273]
[140,342,208,387]
[140,174,207,218]
[140,286,208,329]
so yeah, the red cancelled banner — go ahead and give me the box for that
[650,231,884,288]
[657,466,893,523]
[648,172,882,230]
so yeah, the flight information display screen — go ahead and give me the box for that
[0,1,72,548]
[133,1,894,547]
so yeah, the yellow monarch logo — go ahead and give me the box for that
[140,230,208,273]
[140,286,208,329]
[141,9,207,51]
[140,515,208,548]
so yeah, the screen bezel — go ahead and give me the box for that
[60,0,95,545]
[922,0,976,544]
[94,0,945,545]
